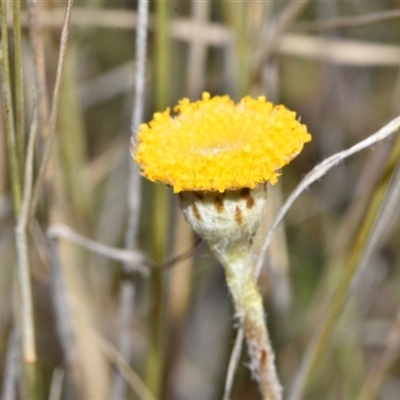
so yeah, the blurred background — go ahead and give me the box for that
[2,0,400,399]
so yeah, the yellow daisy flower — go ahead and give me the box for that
[134,92,311,398]
[134,92,311,193]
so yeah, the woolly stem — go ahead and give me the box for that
[178,186,280,399]
[216,248,282,400]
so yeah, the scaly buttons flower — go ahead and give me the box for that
[134,92,311,193]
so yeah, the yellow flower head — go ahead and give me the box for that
[134,92,311,193]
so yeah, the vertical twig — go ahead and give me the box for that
[1,0,22,215]
[129,0,149,146]
[112,1,149,399]
[13,0,25,178]
[29,0,74,220]
[26,0,49,139]
[15,109,38,398]
[144,1,170,396]
[223,327,245,400]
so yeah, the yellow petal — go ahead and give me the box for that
[134,92,311,192]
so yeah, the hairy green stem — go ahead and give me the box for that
[178,186,280,399]
[218,249,282,400]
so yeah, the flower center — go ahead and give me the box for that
[192,138,242,156]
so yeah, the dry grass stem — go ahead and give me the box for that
[13,0,25,176]
[276,34,400,66]
[1,0,22,214]
[223,327,245,400]
[13,109,38,399]
[30,0,74,220]
[13,111,38,399]
[16,110,37,240]
[293,9,400,32]
[130,1,149,146]
[73,303,156,400]
[18,8,233,46]
[347,159,400,303]
[47,224,148,275]
[256,114,400,279]
[15,110,38,367]
[26,0,49,139]
[113,1,149,398]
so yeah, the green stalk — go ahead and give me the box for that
[13,0,25,178]
[289,134,400,399]
[1,0,22,215]
[144,1,170,397]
